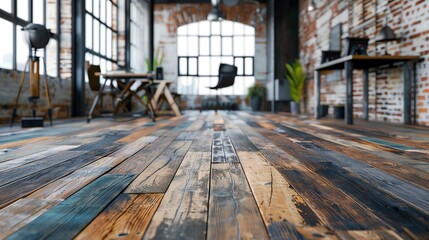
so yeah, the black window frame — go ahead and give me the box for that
[84,0,119,71]
[177,20,255,78]
[0,0,59,77]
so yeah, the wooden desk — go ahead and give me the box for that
[150,80,182,117]
[315,55,421,125]
[97,72,181,118]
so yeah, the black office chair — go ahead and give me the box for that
[86,64,118,123]
[201,63,237,113]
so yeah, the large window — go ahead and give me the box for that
[177,20,255,96]
[0,0,58,77]
[130,0,149,72]
[85,0,118,73]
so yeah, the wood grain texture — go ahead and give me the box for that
[280,122,429,188]
[0,144,122,208]
[0,150,86,186]
[246,133,387,231]
[260,121,429,220]
[237,151,337,239]
[125,140,192,193]
[211,131,238,163]
[29,136,157,200]
[227,128,258,152]
[208,163,269,240]
[1,111,428,239]
[189,129,212,152]
[111,136,176,174]
[76,193,163,240]
[144,152,211,240]
[6,174,134,240]
[0,145,78,171]
[0,199,60,239]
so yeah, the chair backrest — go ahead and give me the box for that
[87,64,101,91]
[215,63,237,89]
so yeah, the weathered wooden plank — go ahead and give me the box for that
[125,140,192,193]
[6,174,134,240]
[345,167,429,214]
[185,119,205,131]
[111,136,176,174]
[144,152,211,240]
[262,121,429,217]
[211,131,239,163]
[117,121,170,142]
[176,131,198,140]
[208,163,269,240]
[281,122,429,187]
[29,136,157,200]
[0,199,60,239]
[0,139,61,163]
[227,128,258,151]
[250,132,429,238]
[246,133,386,231]
[212,131,225,163]
[0,145,79,172]
[76,193,163,240]
[0,136,54,149]
[237,151,336,239]
[0,150,87,187]
[189,129,212,152]
[0,144,122,208]
[344,229,403,240]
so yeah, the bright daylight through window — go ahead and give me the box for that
[177,20,255,96]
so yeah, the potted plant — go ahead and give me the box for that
[145,47,165,79]
[285,59,305,115]
[247,83,265,111]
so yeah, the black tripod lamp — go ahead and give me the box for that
[10,23,54,127]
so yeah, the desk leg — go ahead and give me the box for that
[363,69,369,120]
[314,71,321,119]
[403,61,413,124]
[151,81,165,110]
[345,61,353,125]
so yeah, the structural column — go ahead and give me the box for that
[403,61,413,124]
[71,0,86,116]
[363,69,369,120]
[345,61,353,125]
[314,70,321,119]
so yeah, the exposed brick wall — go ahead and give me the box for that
[153,3,267,109]
[299,0,429,125]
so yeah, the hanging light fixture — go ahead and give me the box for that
[208,0,224,21]
[308,0,316,12]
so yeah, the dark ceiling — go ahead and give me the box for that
[154,0,266,3]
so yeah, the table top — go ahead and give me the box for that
[96,71,154,79]
[316,55,421,71]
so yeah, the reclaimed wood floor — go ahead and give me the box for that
[0,111,428,240]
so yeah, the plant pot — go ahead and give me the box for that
[155,67,163,80]
[333,105,345,119]
[250,96,262,111]
[290,101,300,115]
[322,105,329,117]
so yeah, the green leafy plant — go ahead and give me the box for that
[145,47,165,72]
[247,83,266,99]
[285,59,305,103]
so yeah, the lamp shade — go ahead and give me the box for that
[22,23,52,49]
[375,25,397,42]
